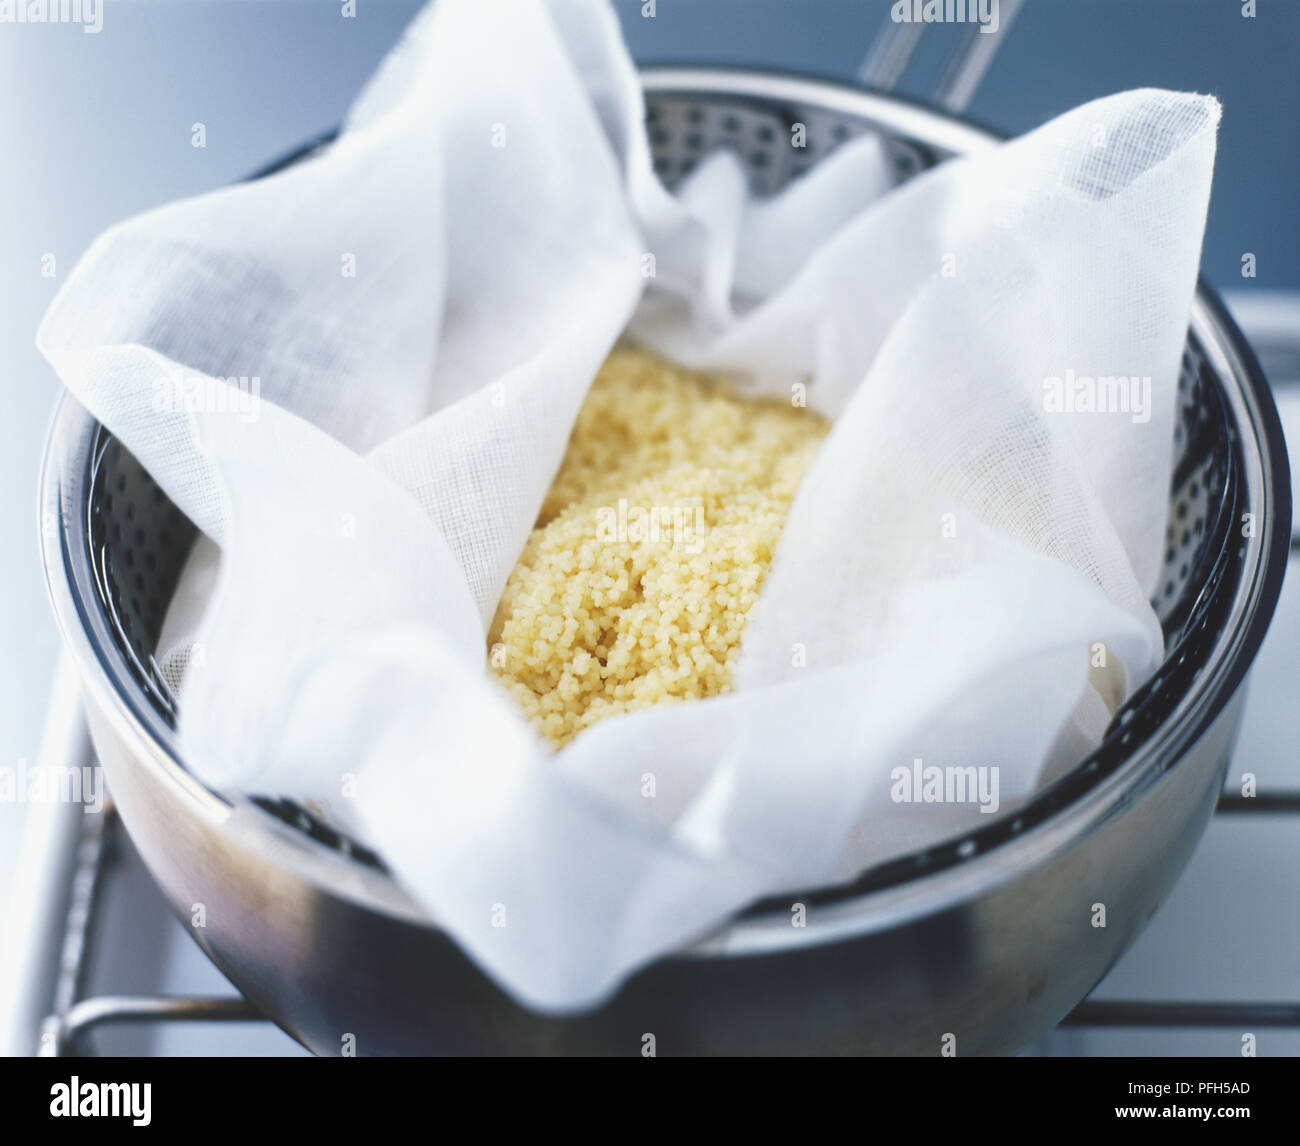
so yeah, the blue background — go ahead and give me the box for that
[614,0,1299,291]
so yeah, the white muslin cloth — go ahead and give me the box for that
[37,0,1219,1009]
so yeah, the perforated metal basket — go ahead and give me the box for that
[41,70,1291,1055]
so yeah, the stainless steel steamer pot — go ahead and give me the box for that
[40,70,1292,1055]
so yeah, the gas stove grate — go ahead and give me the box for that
[38,793,1300,1057]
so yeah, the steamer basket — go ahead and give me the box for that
[41,69,1291,1055]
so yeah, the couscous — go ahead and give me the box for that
[489,348,828,747]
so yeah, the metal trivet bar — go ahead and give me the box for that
[1063,1002,1300,1028]
[42,786,1300,1055]
[39,806,258,1057]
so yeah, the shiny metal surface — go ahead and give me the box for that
[40,70,1292,1055]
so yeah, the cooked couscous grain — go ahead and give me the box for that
[488,348,828,747]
